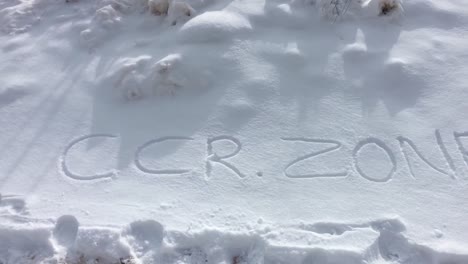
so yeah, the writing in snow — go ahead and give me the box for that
[60,130,468,182]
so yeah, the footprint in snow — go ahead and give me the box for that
[53,215,80,247]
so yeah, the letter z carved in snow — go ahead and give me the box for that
[282,138,347,179]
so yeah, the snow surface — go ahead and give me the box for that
[1,0,468,263]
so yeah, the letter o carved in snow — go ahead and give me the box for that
[353,138,397,183]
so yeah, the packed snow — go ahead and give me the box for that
[1,0,468,263]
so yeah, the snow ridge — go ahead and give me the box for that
[1,213,468,264]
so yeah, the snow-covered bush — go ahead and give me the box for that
[317,0,403,21]
[80,5,121,48]
[148,0,169,15]
[167,1,195,26]
[149,0,195,26]
[362,0,403,17]
[148,53,186,96]
[0,1,40,34]
[378,0,402,15]
[102,53,212,101]
[319,0,351,20]
[109,0,149,14]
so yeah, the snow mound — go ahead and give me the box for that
[179,11,252,42]
[167,1,195,26]
[1,216,468,264]
[103,53,212,101]
[0,1,40,34]
[108,0,149,14]
[148,0,196,25]
[80,5,122,49]
[0,85,33,108]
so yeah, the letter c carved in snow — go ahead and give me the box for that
[60,134,119,180]
[135,136,194,175]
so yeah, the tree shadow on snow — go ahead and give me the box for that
[256,1,429,118]
[0,20,91,190]
[341,20,423,116]
[247,2,360,122]
[89,44,245,170]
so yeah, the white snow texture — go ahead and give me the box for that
[1,0,468,263]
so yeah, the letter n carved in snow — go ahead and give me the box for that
[398,130,456,179]
[454,131,468,169]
